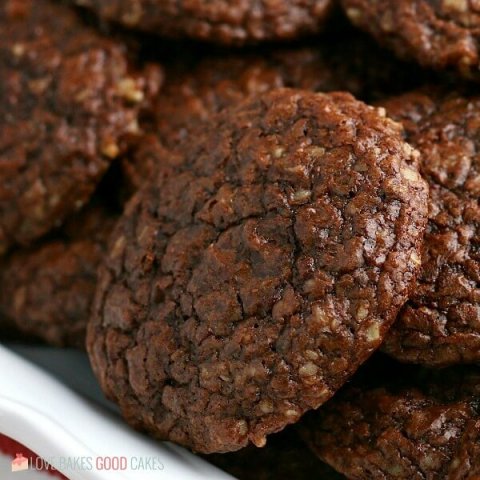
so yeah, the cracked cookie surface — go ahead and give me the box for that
[157,44,424,146]
[380,91,480,367]
[88,88,428,453]
[124,34,428,191]
[0,0,160,253]
[303,363,480,480]
[341,0,480,77]
[74,0,333,45]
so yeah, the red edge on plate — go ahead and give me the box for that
[0,433,68,479]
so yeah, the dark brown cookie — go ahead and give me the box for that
[0,0,162,254]
[207,428,344,479]
[341,0,480,78]
[74,0,334,45]
[123,30,428,192]
[0,197,118,349]
[302,363,480,479]
[156,43,424,143]
[379,91,480,367]
[88,88,428,453]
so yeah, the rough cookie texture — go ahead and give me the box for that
[380,91,480,367]
[0,198,117,348]
[157,44,425,145]
[341,0,480,78]
[0,0,161,253]
[207,428,344,479]
[303,363,480,479]
[88,88,428,453]
[74,0,333,45]
[123,32,428,191]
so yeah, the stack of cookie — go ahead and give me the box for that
[1,1,479,478]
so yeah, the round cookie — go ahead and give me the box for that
[207,429,344,480]
[0,198,118,349]
[88,88,429,453]
[302,363,480,479]
[0,0,161,253]
[341,0,480,78]
[380,91,480,367]
[74,0,334,45]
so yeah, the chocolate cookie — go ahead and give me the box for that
[379,91,480,367]
[207,428,344,479]
[0,0,161,253]
[74,0,334,45]
[88,88,428,453]
[341,0,480,78]
[0,198,117,349]
[302,363,480,479]
[156,43,423,143]
[123,31,428,191]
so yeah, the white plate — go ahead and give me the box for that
[0,344,235,480]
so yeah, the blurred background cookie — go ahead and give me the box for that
[122,24,430,187]
[0,0,161,254]
[341,0,480,78]
[74,0,335,45]
[380,90,480,367]
[302,358,480,479]
[0,189,118,349]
